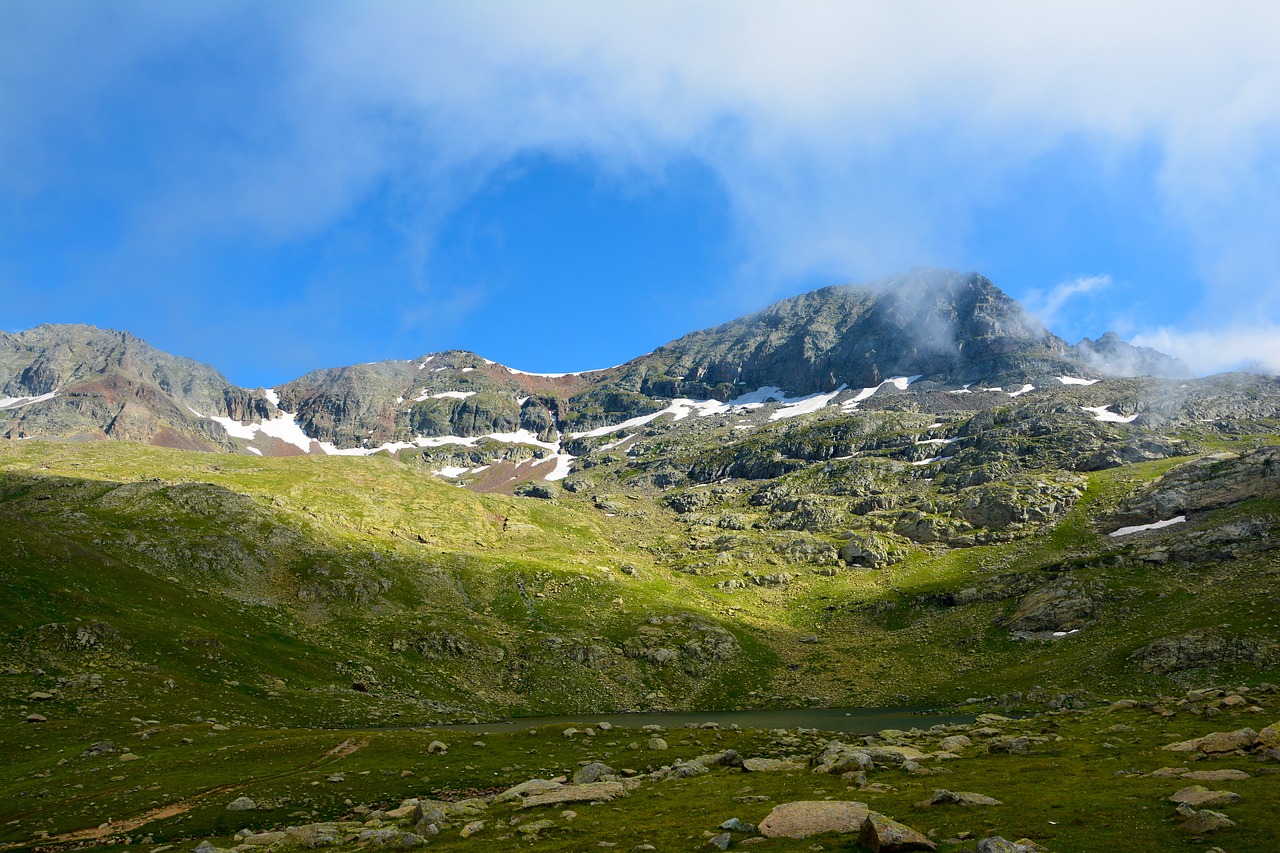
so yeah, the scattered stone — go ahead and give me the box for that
[426,740,448,754]
[743,757,804,773]
[1182,769,1250,781]
[493,779,564,804]
[24,714,46,723]
[226,796,257,812]
[520,782,629,809]
[518,819,555,838]
[1163,728,1257,754]
[573,762,617,784]
[987,736,1031,755]
[459,821,484,838]
[937,735,971,752]
[919,789,1003,807]
[28,692,53,701]
[1168,786,1242,808]
[83,741,116,756]
[720,818,755,832]
[647,737,668,750]
[1175,804,1235,834]
[240,831,285,847]
[758,800,870,838]
[119,752,140,762]
[859,812,937,852]
[976,838,1048,853]
[812,741,875,774]
[707,833,731,850]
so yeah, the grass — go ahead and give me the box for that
[1,424,1279,850]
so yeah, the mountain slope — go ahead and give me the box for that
[0,270,1198,460]
[589,269,1089,401]
[0,324,275,449]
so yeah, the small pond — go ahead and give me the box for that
[432,706,969,735]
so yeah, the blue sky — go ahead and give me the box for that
[3,2,1280,386]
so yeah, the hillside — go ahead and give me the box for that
[2,272,1278,851]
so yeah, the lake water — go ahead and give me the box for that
[434,706,969,735]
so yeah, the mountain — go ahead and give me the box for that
[1,272,1278,850]
[0,324,277,450]
[593,268,1085,400]
[1,270,1194,463]
[1072,330,1195,379]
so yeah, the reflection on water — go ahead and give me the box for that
[431,707,969,735]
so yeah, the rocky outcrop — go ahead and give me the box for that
[1129,630,1276,674]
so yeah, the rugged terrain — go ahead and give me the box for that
[2,269,1279,850]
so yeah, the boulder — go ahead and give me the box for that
[936,735,971,752]
[811,740,874,774]
[426,740,448,754]
[919,789,1003,807]
[519,782,628,808]
[976,839,1047,853]
[572,762,617,784]
[492,779,563,804]
[1175,804,1235,834]
[1168,786,1242,808]
[865,744,928,765]
[1162,728,1258,754]
[758,800,871,838]
[743,757,805,773]
[226,796,258,811]
[1182,769,1250,781]
[858,812,937,852]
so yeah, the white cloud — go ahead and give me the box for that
[1133,324,1280,375]
[4,2,1280,317]
[1025,274,1112,327]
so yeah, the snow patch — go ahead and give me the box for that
[1082,405,1139,424]
[434,466,471,478]
[1109,516,1186,537]
[912,455,954,466]
[770,385,848,421]
[543,453,575,481]
[430,391,476,400]
[264,388,281,406]
[1007,383,1035,398]
[0,389,58,409]
[1052,629,1081,638]
[915,437,957,446]
[1057,376,1099,386]
[246,447,263,456]
[844,376,921,408]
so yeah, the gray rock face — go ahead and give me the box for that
[1003,582,1100,633]
[603,270,1083,402]
[0,324,271,448]
[1073,331,1193,379]
[1130,630,1276,674]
